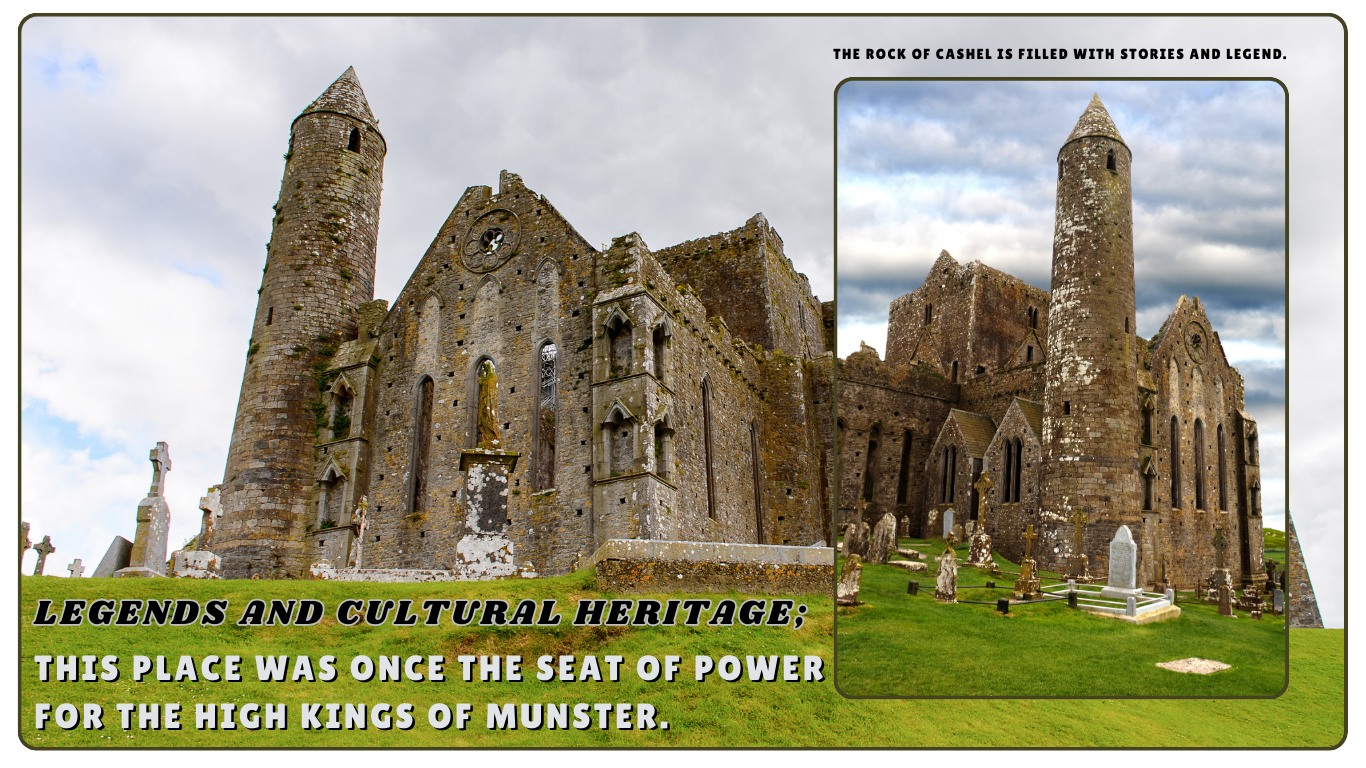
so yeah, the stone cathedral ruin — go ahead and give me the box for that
[198,68,836,581]
[838,95,1278,594]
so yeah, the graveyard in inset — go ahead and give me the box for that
[834,524,1291,697]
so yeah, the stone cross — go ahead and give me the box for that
[1212,525,1228,569]
[67,559,84,578]
[32,536,55,576]
[973,473,994,524]
[21,521,31,567]
[147,442,172,497]
[1021,524,1038,560]
[1069,509,1088,555]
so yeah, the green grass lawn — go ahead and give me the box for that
[20,572,1342,748]
[836,537,1288,697]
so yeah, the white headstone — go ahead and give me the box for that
[1099,524,1142,599]
[942,508,954,538]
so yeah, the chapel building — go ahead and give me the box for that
[205,68,835,579]
[837,95,1267,591]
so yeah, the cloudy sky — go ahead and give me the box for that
[17,16,1342,626]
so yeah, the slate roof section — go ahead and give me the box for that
[1065,93,1127,148]
[948,409,997,458]
[300,66,379,127]
[1014,398,1044,441]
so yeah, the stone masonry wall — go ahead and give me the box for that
[215,70,387,579]
[836,346,957,536]
[362,172,600,577]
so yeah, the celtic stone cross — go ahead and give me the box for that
[1070,509,1088,553]
[148,442,172,497]
[1021,524,1038,560]
[973,473,994,524]
[32,536,55,576]
[21,521,30,561]
[1213,525,1228,569]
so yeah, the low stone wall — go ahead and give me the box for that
[309,563,537,582]
[584,539,834,595]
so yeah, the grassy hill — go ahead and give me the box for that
[20,571,1343,748]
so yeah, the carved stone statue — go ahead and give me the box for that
[477,360,501,449]
[349,496,369,569]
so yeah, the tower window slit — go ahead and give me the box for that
[348,127,361,153]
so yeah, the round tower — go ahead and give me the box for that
[212,67,386,578]
[1038,95,1141,569]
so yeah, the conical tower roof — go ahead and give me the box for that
[1064,94,1126,148]
[299,66,378,126]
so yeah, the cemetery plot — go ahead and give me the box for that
[835,535,1287,697]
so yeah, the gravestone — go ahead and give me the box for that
[867,513,897,564]
[21,521,31,568]
[844,521,870,560]
[1218,584,1233,617]
[92,536,133,577]
[1099,525,1142,600]
[66,559,84,578]
[1273,588,1284,615]
[896,548,926,561]
[172,550,222,579]
[967,529,994,569]
[934,548,958,603]
[198,485,222,545]
[1012,524,1042,600]
[32,536,55,576]
[952,523,965,543]
[837,554,863,606]
[114,442,173,578]
[942,508,954,539]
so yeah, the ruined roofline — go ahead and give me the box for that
[888,254,1051,314]
[654,212,818,289]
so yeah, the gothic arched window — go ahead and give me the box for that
[411,376,435,516]
[1194,419,1206,510]
[1170,416,1182,508]
[1217,423,1228,511]
[702,379,716,520]
[895,430,913,505]
[534,342,558,490]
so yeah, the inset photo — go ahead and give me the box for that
[833,80,1290,697]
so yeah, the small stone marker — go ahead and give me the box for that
[32,536,55,576]
[942,508,954,539]
[867,513,897,564]
[1013,524,1042,600]
[887,560,928,573]
[114,442,173,578]
[966,529,994,569]
[66,559,84,578]
[1218,584,1233,616]
[934,547,958,603]
[837,554,863,606]
[1156,658,1232,675]
[1100,524,1142,599]
[844,520,870,560]
[952,522,965,542]
[21,521,31,563]
[896,548,926,561]
[1273,588,1284,615]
